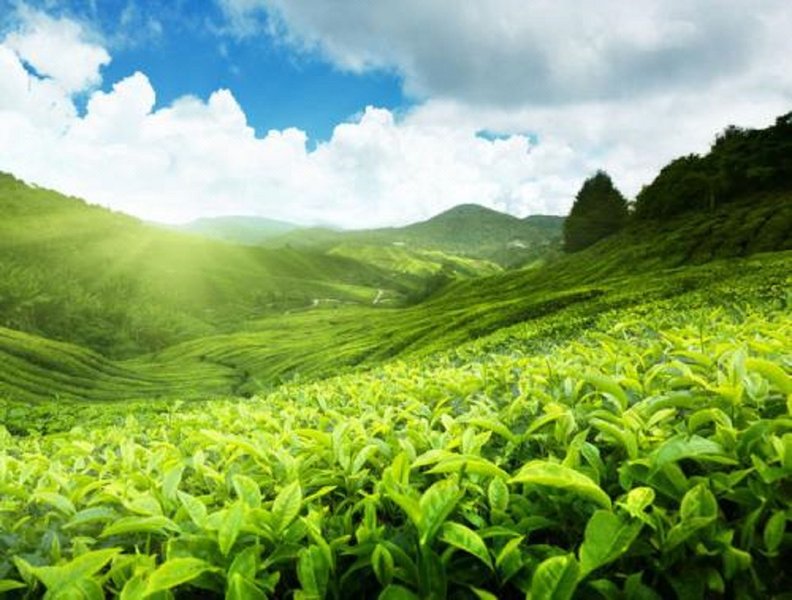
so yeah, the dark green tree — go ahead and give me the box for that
[634,113,792,219]
[563,171,629,252]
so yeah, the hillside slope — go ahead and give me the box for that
[0,173,416,356]
[1,246,787,403]
[264,205,564,267]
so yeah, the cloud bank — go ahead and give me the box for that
[224,0,775,106]
[1,3,791,227]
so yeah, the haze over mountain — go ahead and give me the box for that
[173,215,303,245]
[251,204,564,267]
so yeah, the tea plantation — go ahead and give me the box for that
[1,253,789,599]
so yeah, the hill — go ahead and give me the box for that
[0,173,427,357]
[171,215,303,245]
[0,173,513,358]
[264,204,564,267]
[387,205,564,266]
[1,235,787,403]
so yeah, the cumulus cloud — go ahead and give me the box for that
[217,0,791,106]
[0,11,571,226]
[213,0,792,206]
[3,7,110,93]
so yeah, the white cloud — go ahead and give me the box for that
[4,7,110,93]
[0,14,571,226]
[214,0,792,204]
[217,0,791,106]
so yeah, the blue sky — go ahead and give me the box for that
[2,0,408,141]
[0,1,790,226]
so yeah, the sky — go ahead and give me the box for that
[0,1,790,228]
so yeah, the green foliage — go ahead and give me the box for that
[634,112,792,219]
[563,171,629,252]
[1,284,790,597]
[0,121,791,598]
[0,250,788,404]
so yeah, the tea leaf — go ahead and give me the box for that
[144,558,215,596]
[510,461,611,508]
[530,554,579,600]
[440,522,492,569]
[579,511,642,575]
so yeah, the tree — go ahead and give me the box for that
[563,171,629,252]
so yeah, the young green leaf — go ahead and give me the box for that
[378,584,420,600]
[143,558,215,596]
[439,522,492,569]
[297,545,330,599]
[652,435,732,469]
[0,580,26,592]
[227,573,267,600]
[745,357,792,394]
[228,546,260,581]
[233,474,262,509]
[427,455,509,480]
[530,554,580,600]
[120,574,146,600]
[26,548,121,591]
[488,477,509,513]
[218,501,245,556]
[763,510,786,554]
[100,516,179,538]
[510,461,611,508]
[418,479,463,546]
[177,491,208,528]
[162,465,184,501]
[272,481,302,535]
[579,510,643,576]
[372,543,395,586]
[584,373,630,411]
[30,492,76,516]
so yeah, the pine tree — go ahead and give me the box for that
[563,171,629,252]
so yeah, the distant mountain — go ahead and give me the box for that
[173,215,302,244]
[264,204,565,267]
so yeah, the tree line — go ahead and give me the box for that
[564,111,792,252]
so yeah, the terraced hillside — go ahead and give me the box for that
[1,249,788,403]
[0,327,235,403]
